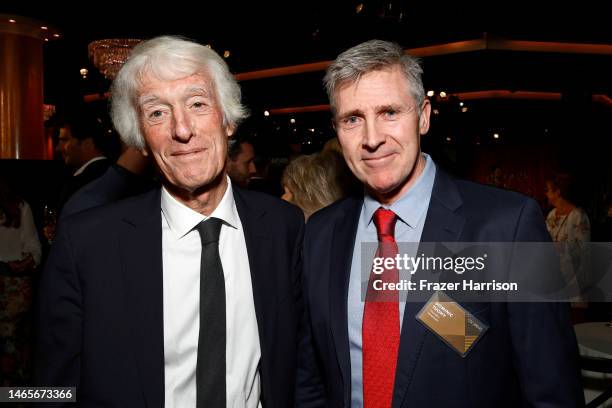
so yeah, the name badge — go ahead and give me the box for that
[416,291,488,357]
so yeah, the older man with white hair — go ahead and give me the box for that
[36,36,304,408]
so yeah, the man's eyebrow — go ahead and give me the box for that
[137,86,212,107]
[337,108,364,120]
[138,94,159,106]
[375,103,403,112]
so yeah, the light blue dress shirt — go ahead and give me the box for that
[347,153,436,407]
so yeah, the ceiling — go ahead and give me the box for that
[2,1,611,157]
[3,1,610,99]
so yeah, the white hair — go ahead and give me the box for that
[110,36,248,149]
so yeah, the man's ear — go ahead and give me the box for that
[419,99,432,135]
[225,123,235,138]
[80,137,96,152]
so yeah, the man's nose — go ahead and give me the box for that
[172,109,193,142]
[362,119,385,150]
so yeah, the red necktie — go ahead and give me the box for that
[363,207,400,408]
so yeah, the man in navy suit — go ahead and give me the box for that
[36,36,303,407]
[296,40,583,407]
[55,106,116,210]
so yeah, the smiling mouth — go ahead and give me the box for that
[363,152,396,165]
[172,148,205,157]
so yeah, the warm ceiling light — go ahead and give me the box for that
[223,50,230,58]
[41,26,48,30]
[263,110,270,117]
[433,109,440,115]
[356,3,364,13]
[461,107,468,113]
[80,68,88,78]
[427,90,435,97]
[9,19,16,23]
[493,133,500,139]
[88,39,142,80]
[53,33,60,38]
[290,118,296,124]
[44,38,49,42]
[439,91,447,98]
[446,137,451,142]
[459,102,464,106]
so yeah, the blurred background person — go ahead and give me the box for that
[60,145,156,220]
[322,136,343,156]
[55,105,120,209]
[545,173,591,300]
[248,153,283,197]
[281,151,349,219]
[226,137,257,188]
[0,176,41,385]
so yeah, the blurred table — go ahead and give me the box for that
[575,322,612,407]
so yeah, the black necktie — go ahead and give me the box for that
[195,218,226,408]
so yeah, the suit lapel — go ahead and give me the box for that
[119,189,165,406]
[232,189,275,398]
[329,197,362,405]
[393,170,466,408]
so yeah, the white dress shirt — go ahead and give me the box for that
[161,178,262,408]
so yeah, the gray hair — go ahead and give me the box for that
[324,39,425,116]
[110,36,248,149]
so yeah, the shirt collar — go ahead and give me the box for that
[363,153,436,229]
[160,176,239,239]
[73,156,107,176]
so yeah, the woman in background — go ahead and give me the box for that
[0,177,41,385]
[544,173,590,300]
[281,151,350,220]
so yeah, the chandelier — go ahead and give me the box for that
[88,39,142,80]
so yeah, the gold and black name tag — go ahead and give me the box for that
[416,291,488,357]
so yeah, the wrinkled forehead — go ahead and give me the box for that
[335,66,413,98]
[334,68,415,109]
[135,71,216,105]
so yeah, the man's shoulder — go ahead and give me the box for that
[445,176,549,241]
[60,188,159,234]
[448,176,538,216]
[456,178,530,201]
[307,195,362,231]
[234,187,303,222]
[78,157,111,178]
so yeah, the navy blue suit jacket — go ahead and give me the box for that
[297,170,583,407]
[36,186,304,407]
[58,158,111,210]
[60,164,158,221]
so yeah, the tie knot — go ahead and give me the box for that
[195,218,223,245]
[373,207,397,242]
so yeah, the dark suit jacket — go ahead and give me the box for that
[58,158,111,211]
[60,164,158,221]
[297,170,584,407]
[36,186,304,407]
